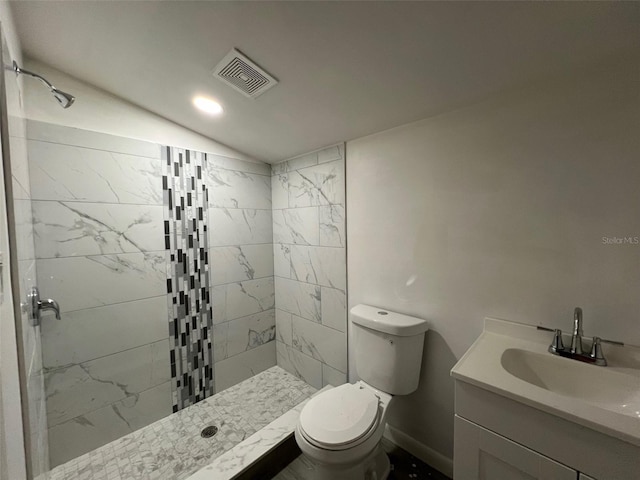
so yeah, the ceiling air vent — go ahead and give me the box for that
[213,49,278,99]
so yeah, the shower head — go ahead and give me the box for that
[51,88,75,109]
[13,61,75,108]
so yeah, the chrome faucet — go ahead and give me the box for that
[542,307,624,367]
[570,307,583,355]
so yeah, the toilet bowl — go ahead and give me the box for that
[294,304,429,480]
[294,381,393,480]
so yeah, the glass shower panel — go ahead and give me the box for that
[28,123,171,466]
[0,25,48,479]
[25,122,275,468]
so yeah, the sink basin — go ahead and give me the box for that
[451,317,640,446]
[501,348,640,416]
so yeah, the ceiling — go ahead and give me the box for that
[10,1,639,163]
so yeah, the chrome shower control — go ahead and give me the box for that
[28,286,61,326]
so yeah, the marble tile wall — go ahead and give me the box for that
[27,121,172,467]
[206,154,277,392]
[271,144,348,389]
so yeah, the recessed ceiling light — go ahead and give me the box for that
[193,96,223,115]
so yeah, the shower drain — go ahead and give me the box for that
[201,426,218,439]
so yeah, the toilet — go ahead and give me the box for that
[295,304,429,480]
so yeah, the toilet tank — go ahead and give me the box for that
[351,304,429,395]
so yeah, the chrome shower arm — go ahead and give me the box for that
[13,61,57,91]
[12,61,75,108]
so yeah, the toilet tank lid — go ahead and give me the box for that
[350,304,429,337]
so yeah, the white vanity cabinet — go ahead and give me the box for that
[454,416,576,480]
[451,318,640,480]
[452,380,640,480]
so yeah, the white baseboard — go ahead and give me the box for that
[384,424,453,479]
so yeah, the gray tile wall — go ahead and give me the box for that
[271,144,348,389]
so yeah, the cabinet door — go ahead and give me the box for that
[454,416,577,480]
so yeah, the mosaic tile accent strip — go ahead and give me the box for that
[47,367,316,480]
[162,146,214,410]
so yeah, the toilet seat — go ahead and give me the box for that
[299,383,381,451]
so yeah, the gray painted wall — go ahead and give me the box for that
[347,59,639,462]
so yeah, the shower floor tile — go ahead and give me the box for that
[48,366,316,480]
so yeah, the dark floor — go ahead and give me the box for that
[273,438,451,480]
[383,439,451,480]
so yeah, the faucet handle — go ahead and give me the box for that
[590,337,607,366]
[548,329,565,353]
[27,286,61,325]
[39,298,61,320]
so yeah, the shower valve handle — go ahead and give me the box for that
[27,286,61,326]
